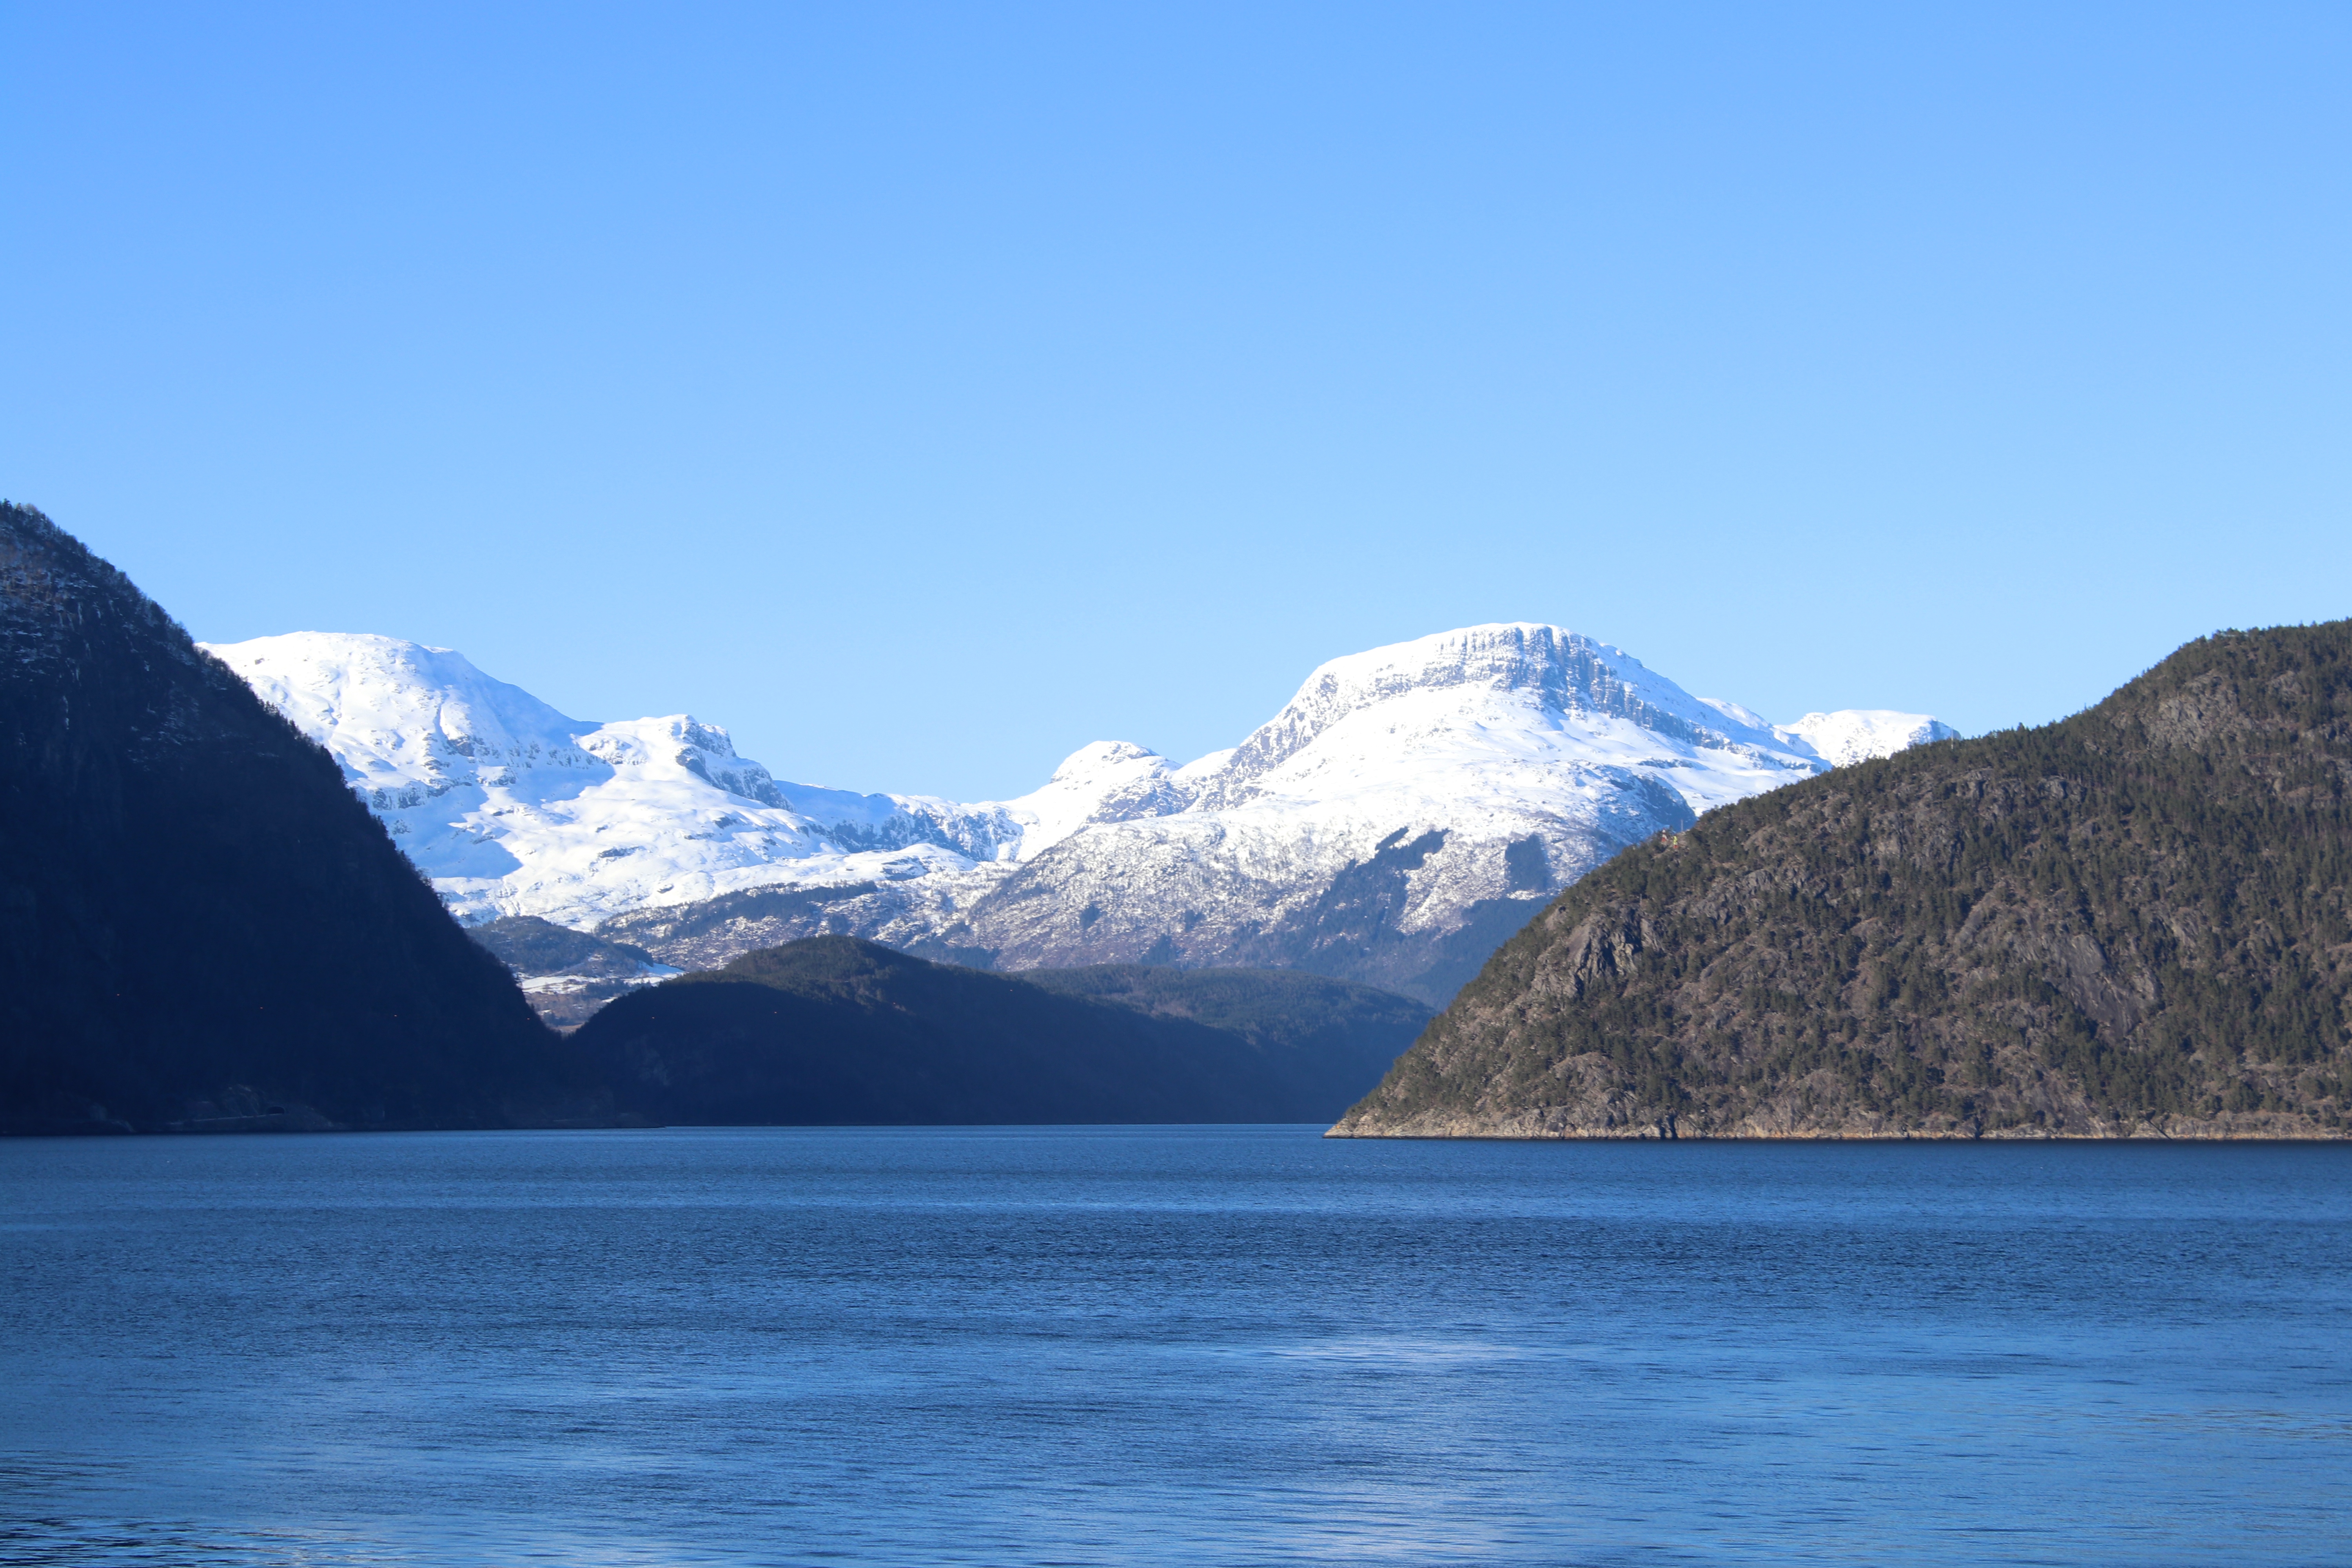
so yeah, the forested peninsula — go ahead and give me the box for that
[1331,623,2352,1140]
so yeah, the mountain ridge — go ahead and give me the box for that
[1329,622,2352,1140]
[208,624,1956,1005]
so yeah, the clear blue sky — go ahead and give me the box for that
[6,3,2347,800]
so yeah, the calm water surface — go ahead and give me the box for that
[1,1128,2346,1566]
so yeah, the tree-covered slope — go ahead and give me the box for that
[0,504,593,1133]
[1011,962,1429,1091]
[574,936,1406,1124]
[1331,623,2352,1140]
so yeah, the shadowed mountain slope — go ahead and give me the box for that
[0,504,593,1133]
[574,937,1415,1124]
[1332,623,2352,1140]
[1010,963,1430,1087]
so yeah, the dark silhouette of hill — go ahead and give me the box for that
[574,936,1419,1124]
[1334,622,2352,1140]
[1011,962,1428,1080]
[0,503,597,1134]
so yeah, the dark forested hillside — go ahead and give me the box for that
[0,504,596,1133]
[1010,962,1428,1091]
[1332,623,2352,1140]
[574,936,1409,1124]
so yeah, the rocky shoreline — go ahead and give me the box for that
[1326,1111,2347,1140]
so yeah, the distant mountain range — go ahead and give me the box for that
[208,626,1954,1003]
[1332,622,2352,1141]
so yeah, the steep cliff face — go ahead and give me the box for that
[0,506,590,1133]
[1332,624,2352,1140]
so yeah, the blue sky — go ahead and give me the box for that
[5,3,2347,799]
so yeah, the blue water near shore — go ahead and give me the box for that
[2,1128,2347,1566]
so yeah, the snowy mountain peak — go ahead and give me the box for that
[1783,710,1962,768]
[205,632,598,807]
[574,716,790,807]
[1002,740,1192,857]
[1309,623,1717,722]
[1049,739,1163,783]
[1200,622,1810,811]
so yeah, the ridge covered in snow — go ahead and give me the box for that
[207,624,1955,1002]
[893,625,1916,999]
[1782,709,1962,768]
[207,633,1023,924]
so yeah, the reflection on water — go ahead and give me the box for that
[1,1128,2347,1566]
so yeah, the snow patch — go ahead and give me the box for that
[1783,710,1961,768]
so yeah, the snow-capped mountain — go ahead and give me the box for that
[1782,709,1962,768]
[207,624,1954,1004]
[624,624,1920,1000]
[206,633,1022,924]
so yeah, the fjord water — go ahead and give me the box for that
[2,1131,2346,1566]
